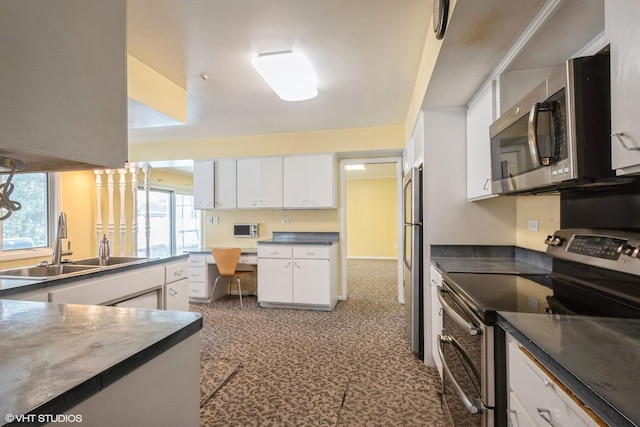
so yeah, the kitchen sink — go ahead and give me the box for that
[72,256,149,267]
[0,264,98,278]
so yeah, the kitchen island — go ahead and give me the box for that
[0,299,202,426]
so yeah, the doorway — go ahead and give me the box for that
[340,157,403,303]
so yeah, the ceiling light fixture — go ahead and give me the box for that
[251,50,318,101]
[345,164,366,171]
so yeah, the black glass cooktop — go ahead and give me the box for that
[443,270,640,325]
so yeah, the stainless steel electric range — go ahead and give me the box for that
[437,228,640,427]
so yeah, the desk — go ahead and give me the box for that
[187,249,257,301]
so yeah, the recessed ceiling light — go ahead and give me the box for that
[251,50,318,101]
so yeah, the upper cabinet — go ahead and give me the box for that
[0,1,127,171]
[214,159,237,209]
[283,154,335,209]
[607,0,640,175]
[466,82,495,200]
[237,157,283,208]
[193,161,214,210]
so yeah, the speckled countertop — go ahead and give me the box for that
[257,231,339,245]
[498,312,640,427]
[0,299,202,423]
[432,257,550,275]
[0,254,188,298]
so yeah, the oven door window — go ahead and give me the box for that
[440,290,483,425]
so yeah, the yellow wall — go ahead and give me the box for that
[128,126,404,162]
[346,177,397,258]
[515,195,561,252]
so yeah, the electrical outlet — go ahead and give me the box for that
[527,219,539,232]
[206,216,214,225]
[282,218,290,224]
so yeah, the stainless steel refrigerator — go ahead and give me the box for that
[403,165,423,360]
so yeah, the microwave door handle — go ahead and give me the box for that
[527,102,542,168]
[437,335,483,415]
[437,286,480,335]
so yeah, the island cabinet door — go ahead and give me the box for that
[292,259,330,305]
[257,258,293,303]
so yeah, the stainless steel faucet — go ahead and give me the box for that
[51,212,72,265]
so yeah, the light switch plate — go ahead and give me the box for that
[527,220,539,232]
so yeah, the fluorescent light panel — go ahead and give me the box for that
[345,164,366,171]
[251,51,318,101]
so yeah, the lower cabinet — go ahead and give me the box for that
[429,264,443,379]
[66,332,200,426]
[114,290,161,309]
[165,260,190,311]
[506,333,603,427]
[257,243,338,310]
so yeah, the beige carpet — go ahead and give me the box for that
[191,259,447,426]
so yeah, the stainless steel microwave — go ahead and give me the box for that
[234,223,258,238]
[489,51,613,195]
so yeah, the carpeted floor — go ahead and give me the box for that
[190,259,447,426]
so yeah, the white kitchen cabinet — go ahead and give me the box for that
[194,160,215,210]
[237,157,283,208]
[506,333,603,427]
[214,159,237,209]
[165,260,190,311]
[466,81,496,200]
[0,1,127,171]
[283,154,335,208]
[48,265,165,306]
[187,254,210,300]
[257,243,338,310]
[67,333,200,427]
[606,0,640,175]
[429,264,443,379]
[114,291,161,309]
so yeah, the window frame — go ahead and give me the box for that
[0,173,56,262]
[136,184,200,257]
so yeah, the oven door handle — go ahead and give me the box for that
[437,286,480,336]
[437,335,483,415]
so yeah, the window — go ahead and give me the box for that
[1,173,51,253]
[136,188,200,257]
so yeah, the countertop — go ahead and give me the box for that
[0,254,188,298]
[257,231,339,245]
[432,256,550,275]
[187,247,257,255]
[0,299,202,424]
[498,312,640,427]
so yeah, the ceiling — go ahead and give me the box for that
[126,0,431,144]
[126,0,601,178]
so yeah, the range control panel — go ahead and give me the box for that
[545,228,640,276]
[566,235,627,260]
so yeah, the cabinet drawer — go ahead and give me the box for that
[293,245,330,259]
[507,339,601,427]
[166,261,189,283]
[238,254,258,264]
[188,267,207,282]
[188,255,206,268]
[189,281,207,297]
[258,245,292,259]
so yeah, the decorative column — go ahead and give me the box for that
[94,170,104,249]
[118,167,127,256]
[142,164,151,257]
[105,169,116,245]
[129,163,139,256]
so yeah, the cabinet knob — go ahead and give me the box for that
[169,288,178,297]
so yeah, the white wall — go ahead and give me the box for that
[421,107,516,366]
